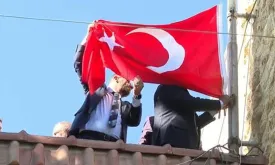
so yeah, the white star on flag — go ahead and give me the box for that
[99,31,124,51]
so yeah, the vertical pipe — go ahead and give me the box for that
[227,0,239,154]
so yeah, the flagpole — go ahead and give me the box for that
[227,0,239,154]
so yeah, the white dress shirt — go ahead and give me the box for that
[85,87,141,139]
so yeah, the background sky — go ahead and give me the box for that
[0,0,228,143]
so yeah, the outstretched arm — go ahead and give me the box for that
[74,44,85,80]
[74,44,89,94]
[197,112,216,128]
[73,23,95,94]
[154,85,222,112]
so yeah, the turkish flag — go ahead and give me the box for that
[82,5,223,98]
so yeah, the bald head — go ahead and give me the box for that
[52,121,71,137]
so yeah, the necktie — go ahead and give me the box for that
[108,92,120,128]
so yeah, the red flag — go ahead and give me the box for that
[82,5,223,97]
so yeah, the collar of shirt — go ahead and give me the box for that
[106,86,121,98]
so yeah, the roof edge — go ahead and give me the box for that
[0,131,267,165]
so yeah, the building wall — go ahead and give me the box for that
[240,0,275,164]
[202,1,275,164]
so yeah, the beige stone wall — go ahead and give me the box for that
[238,0,275,164]
[236,0,254,155]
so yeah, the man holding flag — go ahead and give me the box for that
[71,23,144,142]
[72,5,234,146]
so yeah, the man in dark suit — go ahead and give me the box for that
[139,114,213,148]
[152,85,232,149]
[69,24,144,142]
[68,74,143,142]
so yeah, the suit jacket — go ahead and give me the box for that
[152,85,220,149]
[74,44,89,94]
[68,85,142,142]
[140,113,213,146]
[74,44,85,80]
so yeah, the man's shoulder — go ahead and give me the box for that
[88,84,107,96]
[156,84,185,92]
[122,100,130,104]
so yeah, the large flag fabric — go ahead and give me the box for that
[82,5,223,98]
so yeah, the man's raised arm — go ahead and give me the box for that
[73,23,95,94]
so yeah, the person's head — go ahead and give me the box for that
[0,119,2,132]
[52,121,71,137]
[108,74,133,97]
